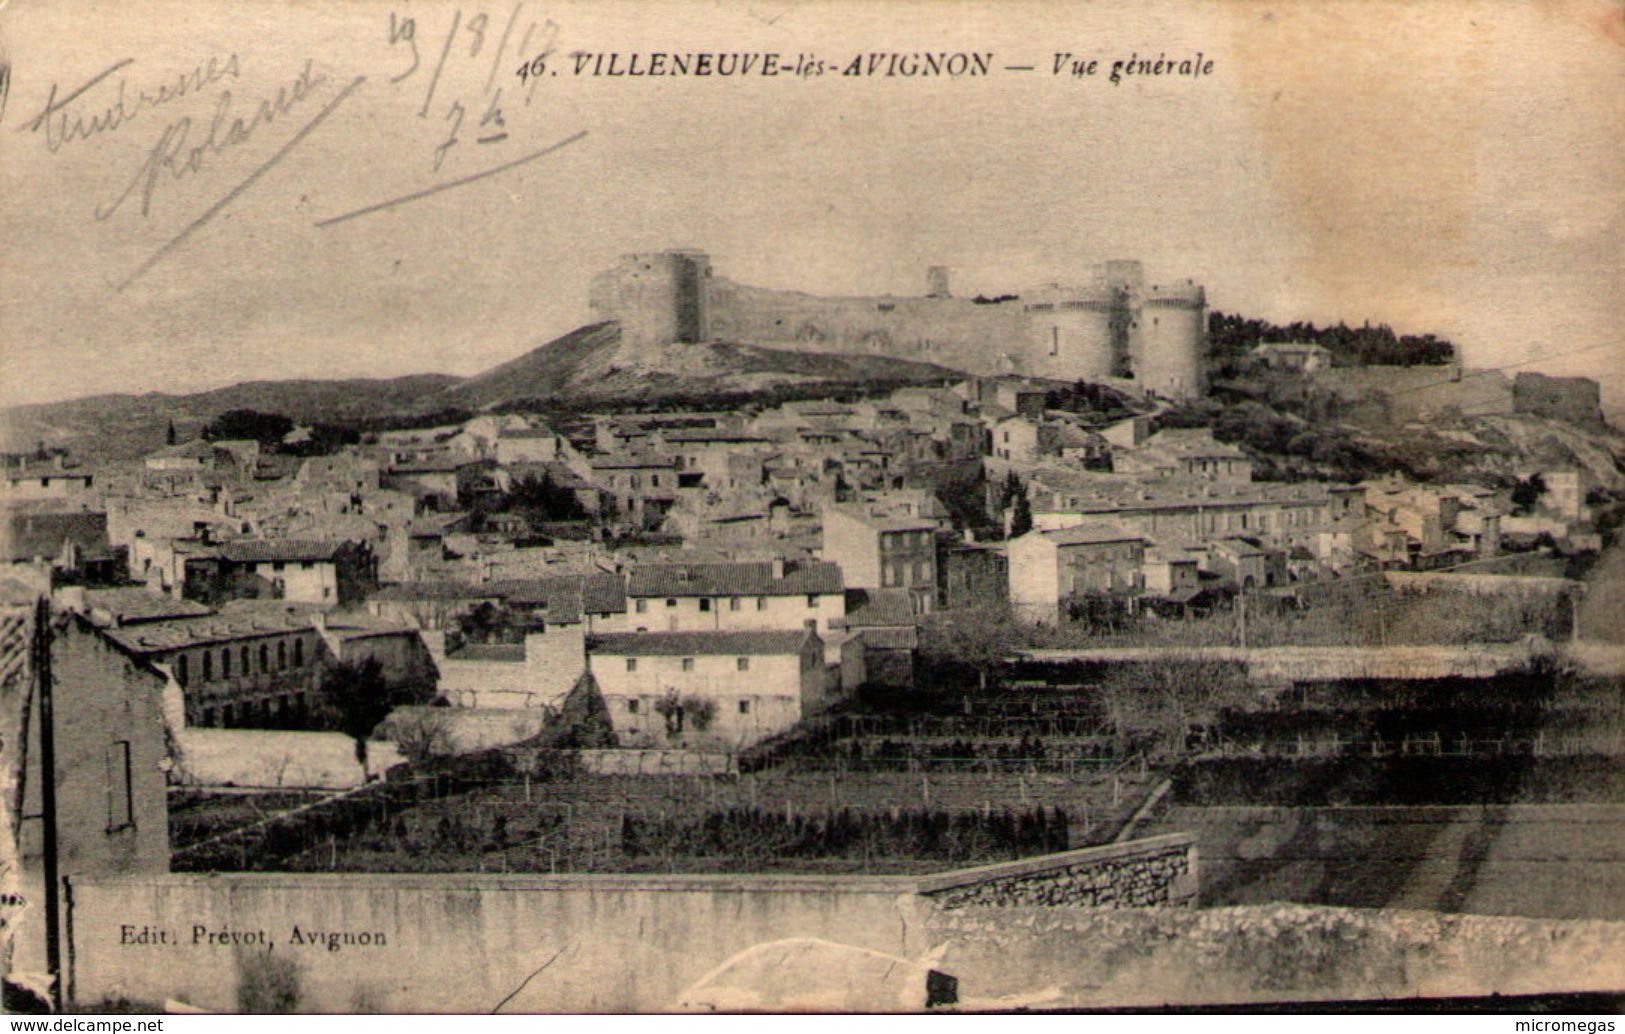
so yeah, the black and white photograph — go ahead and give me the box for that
[0,0,1621,1017]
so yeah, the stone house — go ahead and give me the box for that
[586,627,828,750]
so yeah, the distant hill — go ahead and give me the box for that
[438,321,962,410]
[1,321,964,460]
[0,374,462,461]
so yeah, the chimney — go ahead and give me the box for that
[770,557,786,580]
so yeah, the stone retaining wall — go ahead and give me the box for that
[918,833,1198,910]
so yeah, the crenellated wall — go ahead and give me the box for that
[589,251,1209,398]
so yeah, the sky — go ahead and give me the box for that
[1,0,1621,412]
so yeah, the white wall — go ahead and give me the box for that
[625,592,843,635]
[591,650,814,749]
[245,560,339,604]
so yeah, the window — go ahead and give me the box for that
[807,595,819,608]
[681,657,695,672]
[699,598,712,612]
[273,562,286,572]
[729,597,741,611]
[301,561,313,570]
[1049,326,1059,356]
[241,646,250,673]
[736,657,750,671]
[106,741,134,831]
[756,597,767,611]
[176,654,188,686]
[202,652,213,681]
[738,700,751,715]
[278,641,287,669]
[635,599,648,614]
[628,699,640,714]
[221,649,231,678]
[322,586,332,599]
[626,658,637,672]
[293,638,304,666]
[666,598,677,608]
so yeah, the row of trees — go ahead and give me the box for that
[618,805,1074,863]
[1208,312,1456,371]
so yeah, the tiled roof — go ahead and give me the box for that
[497,428,556,439]
[662,431,773,444]
[103,610,315,652]
[842,588,915,627]
[220,539,350,562]
[855,626,918,650]
[2,510,109,562]
[372,574,627,616]
[487,574,628,614]
[82,588,213,624]
[147,440,215,459]
[588,630,811,656]
[370,581,504,602]
[504,461,592,490]
[446,642,526,662]
[1040,521,1145,546]
[590,454,676,470]
[1140,429,1250,459]
[825,507,936,533]
[387,456,468,474]
[627,560,843,598]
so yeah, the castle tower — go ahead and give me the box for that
[588,249,712,346]
[926,266,952,299]
[1129,280,1206,400]
[1023,283,1118,382]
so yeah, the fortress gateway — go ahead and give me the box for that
[589,250,1209,399]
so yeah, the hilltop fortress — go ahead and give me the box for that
[589,250,1209,399]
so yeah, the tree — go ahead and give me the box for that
[387,708,453,763]
[203,408,295,446]
[1009,488,1034,538]
[1096,655,1251,758]
[1511,473,1547,515]
[553,671,617,748]
[916,592,1026,690]
[312,659,396,771]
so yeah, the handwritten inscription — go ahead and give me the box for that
[95,59,330,221]
[120,924,388,952]
[18,55,242,154]
[384,4,564,168]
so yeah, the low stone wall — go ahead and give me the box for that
[918,833,1197,910]
[578,748,739,776]
[64,837,1192,1012]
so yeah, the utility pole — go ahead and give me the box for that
[32,596,62,1012]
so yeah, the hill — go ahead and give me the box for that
[1,321,964,460]
[435,321,963,410]
[0,374,462,461]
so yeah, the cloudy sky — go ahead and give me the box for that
[2,0,1620,410]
